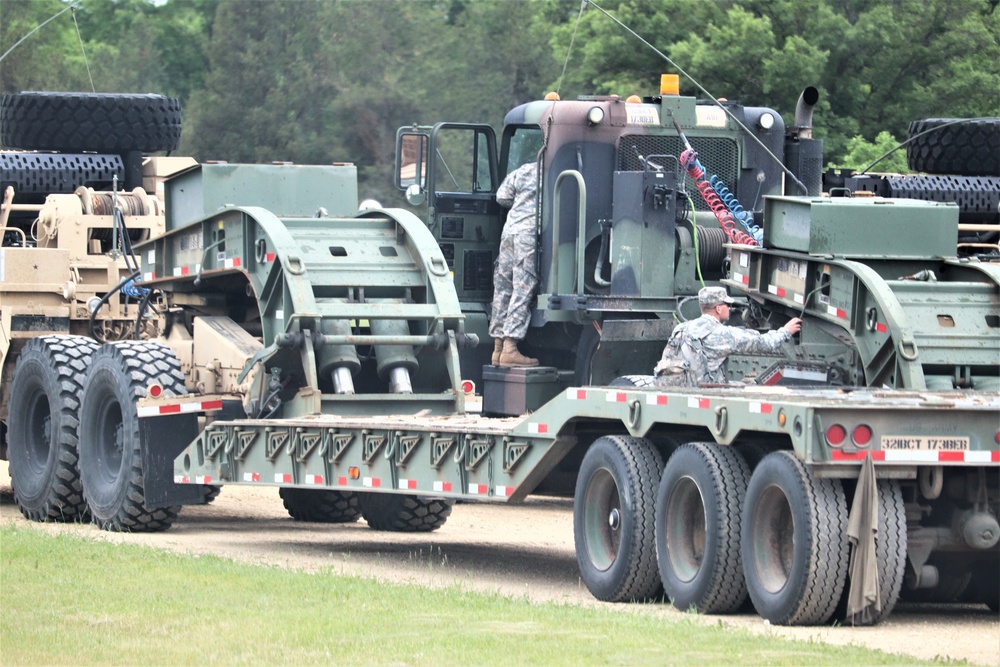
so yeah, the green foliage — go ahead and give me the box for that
[829,131,910,173]
[3,0,998,195]
[1,526,927,666]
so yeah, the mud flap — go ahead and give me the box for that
[139,413,205,508]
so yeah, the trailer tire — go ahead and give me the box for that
[7,336,98,522]
[906,118,1000,177]
[854,479,907,624]
[358,493,453,532]
[574,435,663,602]
[280,488,361,523]
[656,442,750,614]
[741,451,848,625]
[78,341,185,532]
[0,92,182,153]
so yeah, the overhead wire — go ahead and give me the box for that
[582,0,809,195]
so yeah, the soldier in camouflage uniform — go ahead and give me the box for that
[654,286,802,387]
[490,161,540,367]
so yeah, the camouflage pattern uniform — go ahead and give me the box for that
[489,162,539,340]
[654,313,792,387]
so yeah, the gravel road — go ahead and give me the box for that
[1,463,997,665]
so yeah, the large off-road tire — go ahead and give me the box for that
[608,375,657,388]
[6,336,98,521]
[656,442,750,614]
[0,92,182,153]
[741,451,849,625]
[573,435,663,602]
[78,341,186,531]
[358,493,453,532]
[280,488,361,523]
[906,118,1000,177]
[833,478,907,625]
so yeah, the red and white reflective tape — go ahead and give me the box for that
[362,477,381,488]
[433,481,452,493]
[243,472,261,482]
[143,271,156,281]
[827,305,848,320]
[468,483,488,495]
[767,284,787,298]
[566,388,588,400]
[171,475,214,484]
[223,257,242,269]
[274,473,292,483]
[874,321,888,334]
[337,476,349,485]
[398,479,418,490]
[606,391,628,403]
[831,450,1000,463]
[793,293,805,305]
[688,397,710,410]
[172,265,191,277]
[527,422,548,435]
[495,486,514,497]
[733,272,750,285]
[645,394,668,406]
[137,399,224,418]
[305,474,323,485]
[749,401,773,414]
[263,252,276,263]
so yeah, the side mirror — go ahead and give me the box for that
[396,132,428,190]
[405,183,426,206]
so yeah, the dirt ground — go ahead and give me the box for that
[1,462,997,665]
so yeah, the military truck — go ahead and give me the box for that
[1,85,997,626]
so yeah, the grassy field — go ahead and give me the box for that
[1,525,929,666]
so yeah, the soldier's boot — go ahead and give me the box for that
[499,338,538,367]
[491,338,503,366]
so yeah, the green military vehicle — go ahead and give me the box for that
[1,84,997,626]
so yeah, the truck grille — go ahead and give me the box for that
[618,135,739,210]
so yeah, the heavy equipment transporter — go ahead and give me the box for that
[1,86,997,626]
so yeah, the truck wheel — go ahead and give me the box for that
[573,435,663,602]
[741,451,848,625]
[280,488,361,523]
[6,336,98,521]
[358,493,453,532]
[0,92,182,153]
[906,118,1000,177]
[656,442,750,614]
[78,341,185,532]
[608,375,657,388]
[833,478,906,625]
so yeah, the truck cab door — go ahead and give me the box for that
[396,123,500,304]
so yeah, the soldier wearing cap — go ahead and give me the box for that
[654,286,802,387]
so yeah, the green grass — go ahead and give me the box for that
[1,525,927,666]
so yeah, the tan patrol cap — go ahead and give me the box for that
[698,286,736,307]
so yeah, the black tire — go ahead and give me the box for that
[6,336,98,521]
[834,478,906,625]
[280,488,361,523]
[202,485,222,504]
[0,92,182,153]
[608,375,657,388]
[656,443,750,614]
[906,118,1000,177]
[358,493,453,532]
[741,451,849,625]
[78,341,186,531]
[734,441,777,471]
[573,435,663,602]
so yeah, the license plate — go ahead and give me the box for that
[880,436,970,451]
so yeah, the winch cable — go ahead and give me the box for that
[582,0,808,196]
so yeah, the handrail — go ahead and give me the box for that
[551,170,587,294]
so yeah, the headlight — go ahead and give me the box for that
[587,106,605,125]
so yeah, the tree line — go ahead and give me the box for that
[2,0,998,202]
